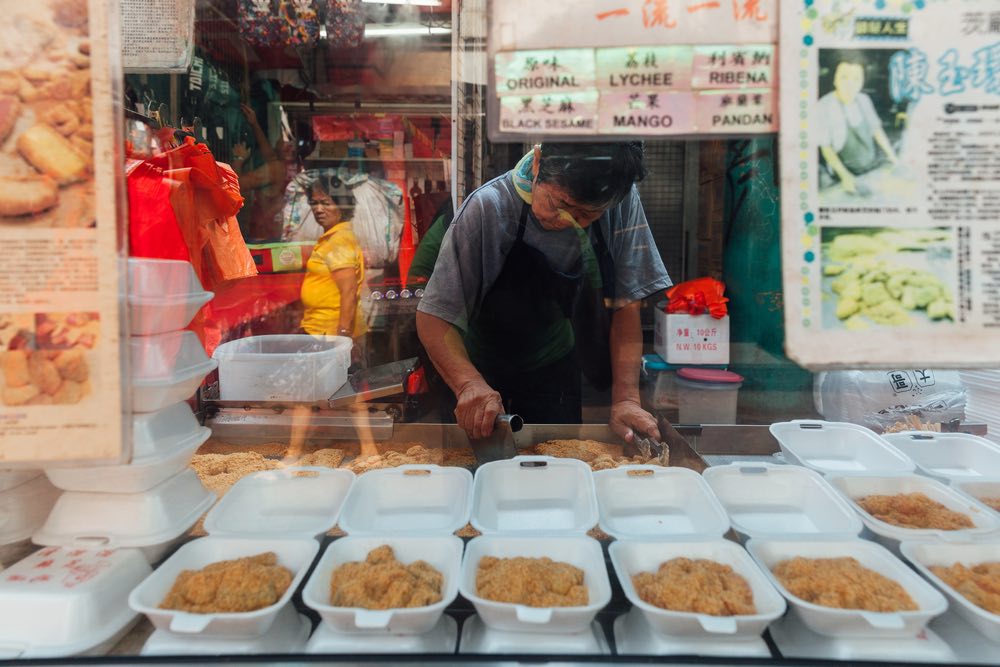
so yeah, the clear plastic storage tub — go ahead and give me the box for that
[212,335,352,402]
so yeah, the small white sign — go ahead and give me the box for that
[498,91,600,134]
[598,91,695,134]
[596,46,693,91]
[494,49,595,97]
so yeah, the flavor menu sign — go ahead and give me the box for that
[0,0,127,463]
[781,0,1000,368]
[488,0,778,139]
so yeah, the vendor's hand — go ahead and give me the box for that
[232,142,251,161]
[610,399,660,444]
[455,380,503,440]
[240,103,259,127]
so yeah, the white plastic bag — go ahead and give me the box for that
[346,175,403,268]
[814,369,966,430]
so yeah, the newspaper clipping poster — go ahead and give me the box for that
[781,0,1000,368]
[0,0,127,464]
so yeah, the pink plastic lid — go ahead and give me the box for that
[677,367,744,384]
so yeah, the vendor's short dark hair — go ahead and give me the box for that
[308,180,352,209]
[536,142,647,207]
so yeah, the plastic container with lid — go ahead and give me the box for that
[45,403,212,494]
[33,468,215,563]
[0,475,61,546]
[675,368,743,424]
[131,331,217,413]
[0,471,42,495]
[593,466,729,540]
[461,456,611,634]
[141,602,311,655]
[212,334,352,403]
[609,538,786,640]
[827,473,1000,554]
[129,536,319,638]
[127,258,214,336]
[703,463,864,542]
[204,466,354,538]
[883,432,1000,483]
[746,537,948,639]
[769,420,915,475]
[0,546,151,658]
[901,539,1000,643]
[303,464,470,634]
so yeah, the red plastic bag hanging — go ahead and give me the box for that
[665,277,729,319]
[126,160,191,262]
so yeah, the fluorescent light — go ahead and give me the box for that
[361,0,441,5]
[364,23,451,37]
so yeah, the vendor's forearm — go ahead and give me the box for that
[820,145,853,183]
[337,288,357,333]
[416,311,484,395]
[610,301,643,405]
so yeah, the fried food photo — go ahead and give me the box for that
[533,439,666,470]
[929,562,1000,615]
[632,558,756,616]
[476,556,588,607]
[773,556,918,612]
[857,492,974,530]
[159,552,293,613]
[329,545,443,609]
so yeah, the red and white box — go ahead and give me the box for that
[654,310,730,365]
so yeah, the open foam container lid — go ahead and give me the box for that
[204,466,354,538]
[769,420,915,474]
[0,546,151,658]
[471,456,598,535]
[338,464,472,536]
[883,431,1000,483]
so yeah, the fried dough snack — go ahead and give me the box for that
[1,348,89,405]
[189,452,282,497]
[344,444,473,474]
[0,176,58,216]
[329,545,443,609]
[858,492,973,530]
[632,558,756,616]
[0,95,18,143]
[159,552,293,613]
[980,497,1000,513]
[297,448,346,468]
[930,562,1000,615]
[773,557,918,612]
[16,124,88,185]
[476,556,588,607]
[533,439,666,470]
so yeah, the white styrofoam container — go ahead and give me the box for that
[127,258,213,336]
[45,427,210,495]
[827,474,1000,553]
[204,466,354,538]
[471,456,597,535]
[746,538,948,638]
[302,535,463,634]
[131,331,217,413]
[884,432,1000,483]
[0,546,150,658]
[212,334,352,402]
[33,469,215,563]
[128,536,319,637]
[307,614,458,654]
[459,535,611,634]
[0,476,61,546]
[593,466,729,540]
[459,614,609,655]
[141,603,310,655]
[130,402,205,459]
[769,420,915,474]
[953,479,1000,519]
[901,539,1000,643]
[703,463,863,541]
[339,465,472,537]
[0,471,41,494]
[609,539,786,639]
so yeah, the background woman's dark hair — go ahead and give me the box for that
[536,141,647,207]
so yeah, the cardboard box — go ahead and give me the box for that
[654,311,730,365]
[247,242,314,274]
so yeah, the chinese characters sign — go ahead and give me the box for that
[494,45,776,137]
[781,0,1000,368]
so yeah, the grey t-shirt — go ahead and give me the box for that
[418,172,672,332]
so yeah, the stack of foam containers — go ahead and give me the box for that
[33,260,217,566]
[600,464,784,657]
[0,260,217,658]
[458,456,612,655]
[132,465,354,655]
[302,464,469,654]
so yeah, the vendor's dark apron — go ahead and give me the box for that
[838,101,879,175]
[463,203,614,423]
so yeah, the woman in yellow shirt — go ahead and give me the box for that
[299,183,366,346]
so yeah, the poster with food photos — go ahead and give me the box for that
[781,0,1000,368]
[0,0,127,463]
